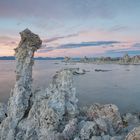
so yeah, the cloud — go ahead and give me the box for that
[0,36,18,49]
[132,43,140,48]
[38,41,120,53]
[105,42,140,55]
[43,33,79,43]
[2,0,139,21]
[109,25,128,32]
[38,41,140,57]
[57,41,120,49]
[0,0,115,19]
[106,49,140,57]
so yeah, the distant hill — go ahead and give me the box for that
[34,57,64,60]
[0,56,83,60]
[0,56,15,60]
[0,56,65,60]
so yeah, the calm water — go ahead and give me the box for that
[0,60,140,113]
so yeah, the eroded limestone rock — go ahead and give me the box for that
[0,29,42,140]
[14,69,78,139]
[46,69,78,119]
[11,28,42,120]
[86,104,123,135]
[62,118,78,139]
[79,121,97,140]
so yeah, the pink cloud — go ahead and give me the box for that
[0,36,19,56]
[36,41,139,57]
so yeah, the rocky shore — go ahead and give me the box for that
[0,29,140,140]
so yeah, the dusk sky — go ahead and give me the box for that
[0,0,140,57]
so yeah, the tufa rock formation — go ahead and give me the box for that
[64,56,71,63]
[0,29,78,140]
[119,54,130,64]
[119,54,140,65]
[86,104,123,135]
[0,29,42,139]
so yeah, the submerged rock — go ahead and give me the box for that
[72,68,86,75]
[65,68,86,75]
[95,69,112,72]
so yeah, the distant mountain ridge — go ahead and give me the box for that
[0,56,15,60]
[0,56,65,60]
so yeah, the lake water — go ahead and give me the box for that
[0,60,140,113]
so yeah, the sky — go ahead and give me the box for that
[0,0,140,57]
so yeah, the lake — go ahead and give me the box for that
[0,60,140,113]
